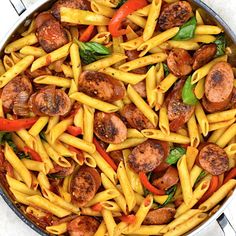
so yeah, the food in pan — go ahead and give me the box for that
[0,0,236,235]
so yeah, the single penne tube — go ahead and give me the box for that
[74,106,84,130]
[91,1,115,18]
[20,46,46,57]
[224,143,236,156]
[94,221,107,236]
[45,116,59,134]
[175,179,210,217]
[61,64,73,78]
[81,207,102,216]
[26,206,49,219]
[11,133,25,151]
[113,100,124,110]
[70,92,119,113]
[207,126,229,143]
[159,104,170,135]
[102,209,117,236]
[16,129,36,149]
[216,123,236,148]
[196,9,204,25]
[33,75,71,88]
[191,55,227,84]
[31,43,71,71]
[70,43,81,85]
[153,194,169,205]
[106,138,147,152]
[157,73,178,93]
[167,40,200,50]
[199,179,236,212]
[134,4,151,16]
[83,105,94,143]
[120,36,144,51]
[194,77,205,99]
[4,33,38,53]
[100,67,146,84]
[187,114,200,148]
[143,0,162,41]
[100,201,121,212]
[91,31,111,45]
[10,188,31,205]
[125,25,139,40]
[85,189,120,207]
[186,146,199,171]
[49,117,73,143]
[22,159,49,174]
[208,118,235,132]
[10,52,24,63]
[46,223,67,235]
[0,59,5,76]
[138,27,179,56]
[142,129,190,144]
[117,161,136,212]
[119,53,167,72]
[41,187,80,214]
[195,103,209,136]
[61,7,110,25]
[127,85,158,126]
[83,53,127,71]
[135,193,145,206]
[21,18,36,36]
[28,116,49,137]
[195,25,223,35]
[206,109,236,123]
[92,152,117,184]
[190,165,203,187]
[59,133,96,154]
[83,152,96,167]
[192,34,216,43]
[123,149,144,195]
[47,139,74,158]
[3,55,14,70]
[177,155,192,205]
[5,143,32,188]
[164,213,207,236]
[26,195,71,218]
[101,173,127,214]
[0,55,34,88]
[146,66,157,108]
[127,14,146,28]
[127,129,144,138]
[6,175,40,196]
[126,225,166,235]
[38,172,50,189]
[93,0,117,8]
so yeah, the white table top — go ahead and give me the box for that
[0,0,235,235]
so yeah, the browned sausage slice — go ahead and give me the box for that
[143,208,176,225]
[78,71,125,102]
[70,166,101,207]
[198,143,229,175]
[133,81,147,98]
[1,76,32,110]
[167,48,193,77]
[158,1,192,31]
[152,166,179,190]
[49,160,75,177]
[52,0,91,21]
[94,112,128,144]
[109,150,123,166]
[13,91,31,116]
[67,216,99,236]
[30,86,71,116]
[128,140,165,173]
[227,87,236,109]
[35,12,55,28]
[120,103,155,131]
[167,80,195,131]
[36,17,68,53]
[205,62,234,103]
[192,43,217,70]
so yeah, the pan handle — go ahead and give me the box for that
[9,0,26,15]
[217,213,236,235]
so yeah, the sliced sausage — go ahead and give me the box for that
[198,143,229,175]
[70,166,101,207]
[67,216,99,236]
[133,81,147,98]
[36,17,68,53]
[1,76,32,110]
[35,12,55,29]
[128,140,166,173]
[109,150,123,166]
[49,160,75,178]
[167,80,195,131]
[13,91,31,116]
[52,0,91,21]
[78,71,125,102]
[192,43,217,70]
[25,67,52,79]
[152,166,179,190]
[227,87,236,109]
[94,112,128,144]
[120,103,155,131]
[143,208,176,225]
[205,62,234,104]
[29,86,71,116]
[167,48,193,77]
[158,1,192,31]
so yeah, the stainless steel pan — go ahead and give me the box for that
[0,0,235,235]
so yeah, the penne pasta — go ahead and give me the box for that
[33,75,71,88]
[20,46,46,57]
[91,1,114,18]
[127,14,147,28]
[46,223,67,235]
[186,146,199,171]
[206,109,236,123]
[61,64,73,78]
[28,116,49,137]
[190,165,203,187]
[102,209,117,236]
[10,188,31,205]
[157,73,178,93]
[159,104,170,135]
[207,126,229,143]
[216,123,236,148]
[195,103,209,136]
[195,25,223,35]
[127,129,144,138]
[146,66,157,108]
[194,77,205,99]
[22,159,49,174]
[208,118,236,132]
[187,113,200,148]
[70,42,81,85]
[120,37,144,51]
[94,221,107,236]
[83,105,95,143]
[45,116,59,134]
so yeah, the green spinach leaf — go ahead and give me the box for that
[214,34,226,57]
[163,63,170,77]
[116,0,127,8]
[166,147,186,165]
[182,76,198,105]
[194,171,207,185]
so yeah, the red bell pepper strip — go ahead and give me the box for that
[223,167,236,184]
[108,0,148,37]
[79,25,95,42]
[91,203,103,212]
[198,175,219,206]
[66,126,83,136]
[93,138,117,171]
[139,172,165,195]
[23,146,42,162]
[119,214,136,224]
[68,145,84,164]
[0,117,38,131]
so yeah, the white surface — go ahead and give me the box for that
[0,0,235,235]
